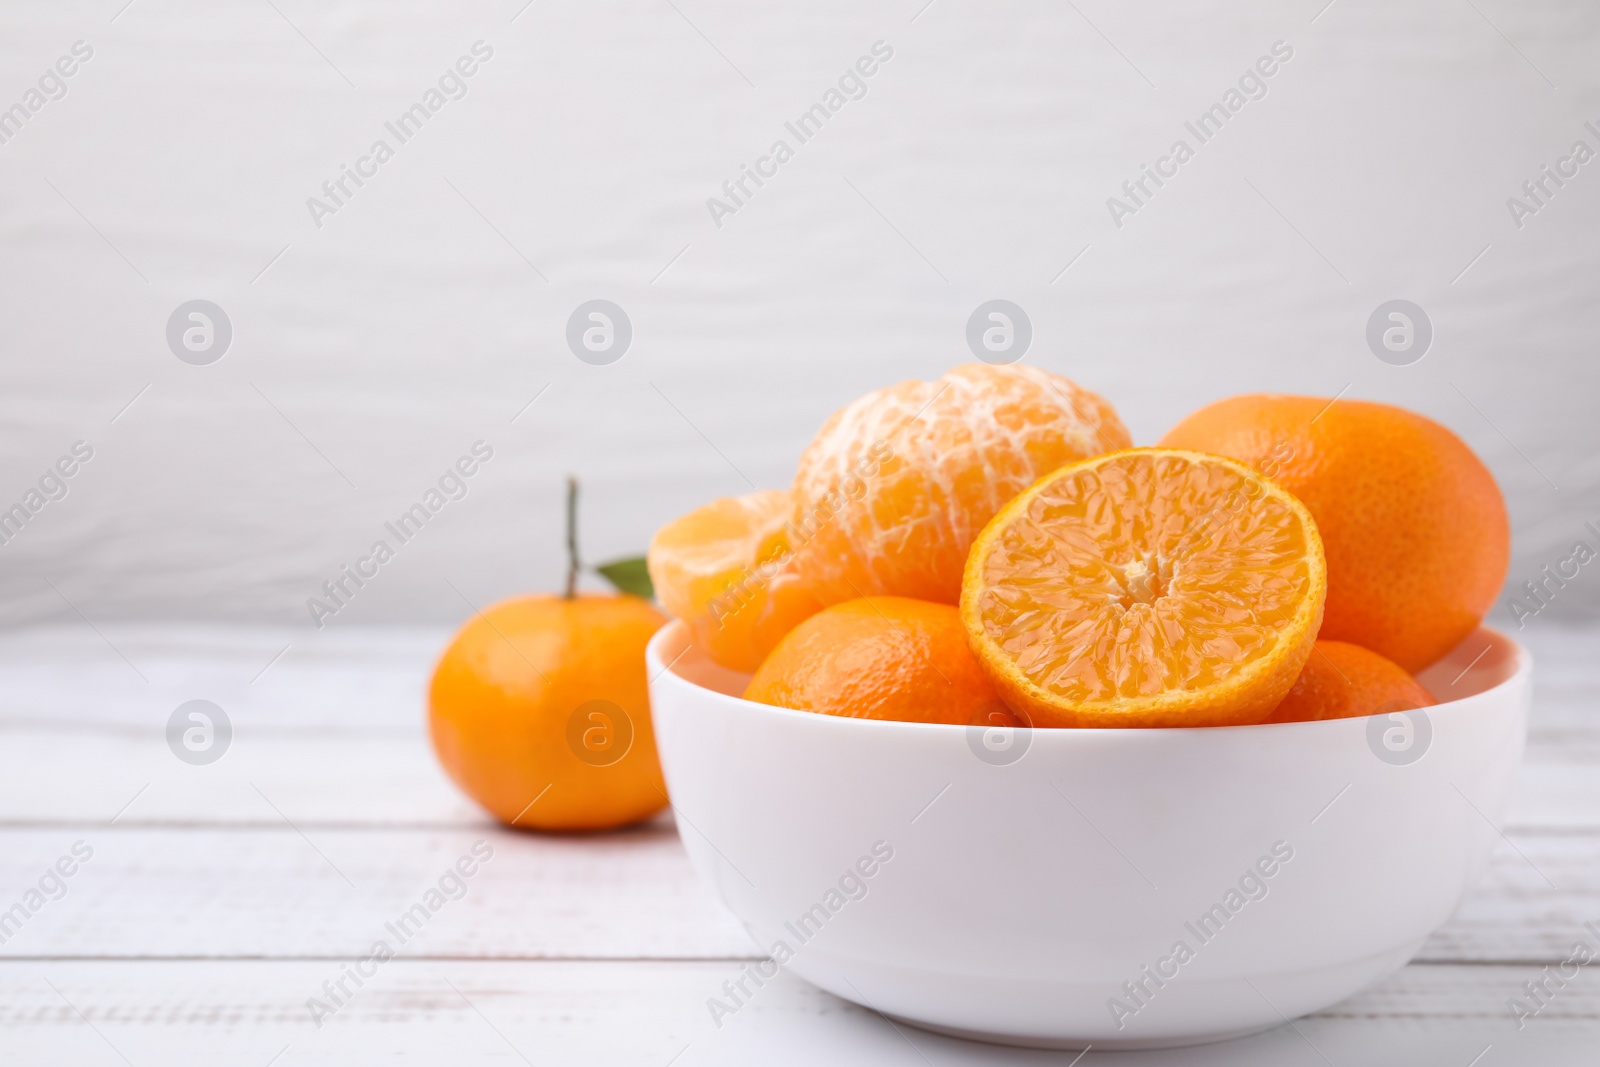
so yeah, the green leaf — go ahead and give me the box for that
[594,556,654,600]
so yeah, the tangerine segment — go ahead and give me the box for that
[647,489,826,672]
[790,363,1131,607]
[961,449,1327,728]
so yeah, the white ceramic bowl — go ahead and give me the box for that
[647,622,1531,1050]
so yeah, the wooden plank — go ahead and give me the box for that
[0,622,1596,830]
[0,723,1595,830]
[0,825,751,961]
[1418,833,1600,962]
[0,730,483,827]
[0,823,1592,964]
[0,960,1594,1065]
[0,625,449,732]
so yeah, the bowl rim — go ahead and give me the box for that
[646,620,1532,737]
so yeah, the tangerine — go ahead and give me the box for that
[961,448,1326,728]
[745,596,1002,725]
[647,489,826,672]
[1263,639,1435,724]
[429,594,668,831]
[790,363,1130,606]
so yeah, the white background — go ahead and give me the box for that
[1,0,1596,632]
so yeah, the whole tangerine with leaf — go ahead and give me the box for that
[429,478,668,832]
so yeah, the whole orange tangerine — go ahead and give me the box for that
[1263,639,1435,724]
[429,594,668,832]
[744,596,1004,726]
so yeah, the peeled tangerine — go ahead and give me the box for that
[961,449,1327,728]
[791,363,1131,607]
[646,489,825,672]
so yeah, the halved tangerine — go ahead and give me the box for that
[960,449,1327,728]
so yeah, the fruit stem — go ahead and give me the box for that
[565,475,580,600]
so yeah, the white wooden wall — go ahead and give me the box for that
[0,0,1596,628]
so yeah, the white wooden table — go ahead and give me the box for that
[2,623,1596,1065]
